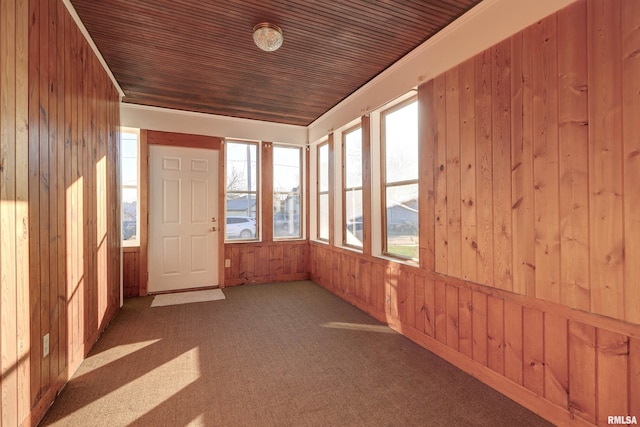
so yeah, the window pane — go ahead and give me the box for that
[385,184,418,259]
[122,187,138,242]
[345,188,363,247]
[225,194,257,240]
[384,101,418,184]
[318,144,329,192]
[318,193,329,240]
[226,141,258,192]
[344,128,362,189]
[274,193,301,238]
[121,133,138,186]
[273,146,300,192]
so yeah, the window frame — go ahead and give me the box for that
[316,141,329,242]
[120,127,140,248]
[224,139,261,242]
[342,124,363,250]
[272,144,304,240]
[380,96,419,261]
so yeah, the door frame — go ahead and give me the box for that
[137,130,224,295]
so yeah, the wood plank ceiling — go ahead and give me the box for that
[70,0,482,126]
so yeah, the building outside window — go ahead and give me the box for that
[121,128,139,246]
[225,140,259,241]
[382,99,419,260]
[343,126,363,248]
[317,142,329,241]
[273,145,302,239]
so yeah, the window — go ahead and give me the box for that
[121,128,139,246]
[382,99,419,260]
[273,145,302,239]
[343,126,363,248]
[225,140,259,241]
[317,142,329,241]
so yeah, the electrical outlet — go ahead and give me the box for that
[225,259,231,268]
[43,333,50,358]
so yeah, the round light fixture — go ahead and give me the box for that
[252,23,283,52]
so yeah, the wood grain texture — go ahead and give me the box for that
[458,59,477,283]
[474,50,493,286]
[544,312,568,408]
[523,307,544,396]
[531,15,560,304]
[622,0,640,324]
[557,0,590,312]
[569,321,596,424]
[491,40,513,292]
[487,296,505,375]
[596,329,629,425]
[510,31,535,298]
[445,68,462,278]
[504,300,523,385]
[588,0,625,319]
[434,74,448,274]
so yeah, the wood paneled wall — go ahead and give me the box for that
[310,243,640,426]
[1,0,30,425]
[1,1,122,426]
[224,241,309,286]
[426,0,640,324]
[123,248,140,297]
[311,1,640,426]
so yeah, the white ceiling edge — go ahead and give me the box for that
[307,0,578,143]
[62,0,125,99]
[120,103,307,145]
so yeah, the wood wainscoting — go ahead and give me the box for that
[310,243,640,427]
[224,241,310,287]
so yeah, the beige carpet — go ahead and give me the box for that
[40,281,553,427]
[150,289,225,307]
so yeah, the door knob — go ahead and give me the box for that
[210,226,217,232]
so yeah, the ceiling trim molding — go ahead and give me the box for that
[120,103,307,145]
[62,0,125,99]
[307,0,578,143]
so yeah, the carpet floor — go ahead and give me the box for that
[40,280,553,427]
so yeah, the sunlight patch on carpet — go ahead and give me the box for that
[151,289,225,307]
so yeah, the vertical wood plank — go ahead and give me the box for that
[487,295,504,375]
[423,277,435,338]
[434,74,448,274]
[471,290,487,366]
[597,329,629,425]
[417,81,435,270]
[629,338,640,417]
[511,30,535,297]
[531,15,560,304]
[557,0,590,312]
[15,0,31,419]
[458,287,473,358]
[458,58,477,282]
[622,0,640,324]
[491,39,513,292]
[544,312,569,408]
[445,284,459,351]
[1,0,18,422]
[445,68,462,278]
[414,274,425,334]
[568,321,597,424]
[588,0,625,319]
[28,0,42,406]
[504,300,523,385]
[434,280,447,345]
[523,307,544,396]
[474,50,493,286]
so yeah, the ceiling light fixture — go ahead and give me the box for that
[252,23,283,52]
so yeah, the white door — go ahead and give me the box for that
[148,145,219,293]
